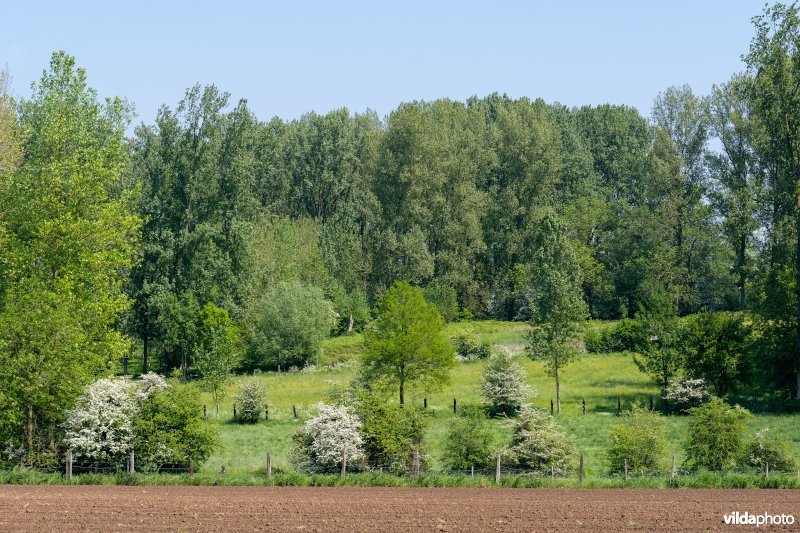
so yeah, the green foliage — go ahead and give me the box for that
[422,282,459,322]
[738,428,797,472]
[133,384,219,471]
[480,346,533,416]
[232,378,266,424]
[250,281,336,369]
[631,315,684,399]
[506,406,576,474]
[194,303,242,416]
[0,52,139,461]
[606,407,667,474]
[685,398,751,471]
[682,312,751,397]
[442,407,495,470]
[353,392,430,473]
[585,319,645,353]
[453,335,491,361]
[362,282,454,404]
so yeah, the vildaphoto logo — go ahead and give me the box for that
[723,512,795,527]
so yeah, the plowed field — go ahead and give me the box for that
[0,486,798,531]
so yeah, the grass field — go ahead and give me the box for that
[189,320,800,478]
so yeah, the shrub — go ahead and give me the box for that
[738,428,796,472]
[506,406,575,474]
[292,403,364,473]
[232,378,267,424]
[585,319,644,354]
[442,407,495,471]
[354,393,430,474]
[664,378,710,414]
[64,375,167,465]
[250,281,337,369]
[682,312,751,397]
[133,384,219,471]
[606,407,667,474]
[685,398,751,471]
[453,335,491,361]
[480,346,533,416]
[63,378,138,464]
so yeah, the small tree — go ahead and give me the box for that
[664,378,710,414]
[194,303,242,417]
[526,213,587,414]
[506,406,575,474]
[685,397,751,470]
[442,407,495,471]
[480,346,534,416]
[362,282,454,405]
[232,378,267,424]
[250,281,337,369]
[606,406,667,474]
[292,403,365,472]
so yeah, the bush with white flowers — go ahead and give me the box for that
[664,378,709,413]
[292,403,365,472]
[64,373,167,465]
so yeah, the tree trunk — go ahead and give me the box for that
[738,233,747,311]
[142,314,149,374]
[555,367,561,415]
[399,378,404,406]
[795,191,800,400]
[26,404,33,450]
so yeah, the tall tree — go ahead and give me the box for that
[746,2,800,399]
[0,52,140,461]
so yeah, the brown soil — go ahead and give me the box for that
[0,486,798,532]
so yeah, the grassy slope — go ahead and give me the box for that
[195,320,800,477]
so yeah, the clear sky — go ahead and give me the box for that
[2,1,766,128]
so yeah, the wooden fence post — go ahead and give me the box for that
[453,398,457,414]
[424,398,427,409]
[128,450,135,474]
[123,356,128,376]
[267,452,272,480]
[495,453,501,484]
[550,465,554,479]
[579,453,584,484]
[412,447,420,481]
[203,405,207,419]
[293,404,297,418]
[66,450,73,481]
[624,458,628,481]
[265,404,269,421]
[617,398,621,414]
[233,404,237,419]
[470,465,474,477]
[582,399,586,415]
[189,460,194,474]
[341,450,347,480]
[670,454,676,484]
[766,462,769,479]
[649,396,653,411]
[550,399,554,416]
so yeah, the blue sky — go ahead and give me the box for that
[2,1,765,127]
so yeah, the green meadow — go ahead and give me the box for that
[194,321,800,478]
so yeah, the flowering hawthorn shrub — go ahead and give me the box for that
[664,378,710,413]
[292,403,364,472]
[480,346,534,416]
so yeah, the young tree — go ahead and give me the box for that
[480,346,534,416]
[193,303,242,416]
[526,213,587,414]
[506,406,575,475]
[292,403,365,472]
[232,378,266,424]
[632,315,685,408]
[362,281,454,404]
[0,52,140,461]
[442,407,496,471]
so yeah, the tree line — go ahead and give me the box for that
[2,3,800,463]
